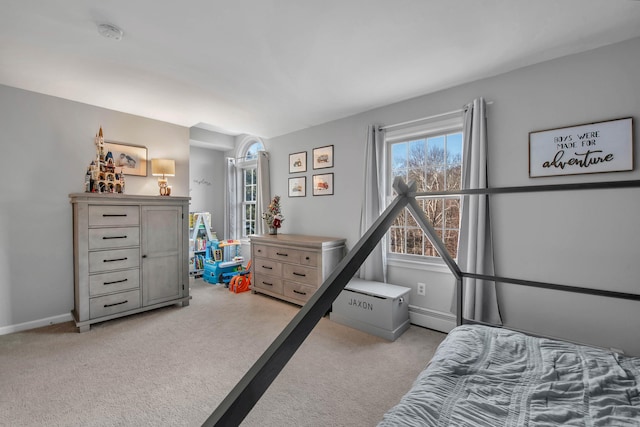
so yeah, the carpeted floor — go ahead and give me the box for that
[0,279,446,426]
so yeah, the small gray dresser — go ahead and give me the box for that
[70,193,190,332]
[250,234,346,305]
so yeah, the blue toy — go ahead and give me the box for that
[202,239,244,285]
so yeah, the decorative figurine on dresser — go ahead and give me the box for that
[250,234,346,305]
[83,126,126,194]
[70,127,190,332]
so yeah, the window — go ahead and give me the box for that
[237,139,264,238]
[243,167,257,236]
[244,142,261,161]
[387,117,463,260]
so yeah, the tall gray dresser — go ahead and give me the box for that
[70,193,190,332]
[250,234,346,305]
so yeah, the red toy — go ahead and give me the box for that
[229,260,252,293]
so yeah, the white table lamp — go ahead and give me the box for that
[151,159,175,196]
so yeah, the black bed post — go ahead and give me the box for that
[456,277,463,325]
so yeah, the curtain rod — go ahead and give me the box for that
[380,100,494,131]
[227,151,269,162]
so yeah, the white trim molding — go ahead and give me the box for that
[0,313,73,335]
[235,134,265,161]
[387,255,453,274]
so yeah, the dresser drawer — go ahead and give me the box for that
[267,246,301,264]
[252,244,268,258]
[89,269,140,297]
[299,250,318,267]
[90,289,141,319]
[283,281,316,303]
[283,263,318,286]
[254,258,282,277]
[89,248,139,273]
[89,227,140,250]
[253,274,284,294]
[89,205,140,227]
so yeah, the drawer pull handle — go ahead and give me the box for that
[102,235,127,240]
[305,257,310,260]
[103,214,127,217]
[276,252,288,257]
[104,300,128,308]
[293,272,306,277]
[103,279,128,285]
[262,265,273,270]
[262,281,273,286]
[104,257,128,263]
[293,290,307,296]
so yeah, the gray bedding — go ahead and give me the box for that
[379,325,640,426]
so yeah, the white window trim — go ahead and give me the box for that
[241,168,257,239]
[385,115,462,143]
[387,253,453,274]
[385,114,464,268]
[235,135,265,241]
[235,135,264,167]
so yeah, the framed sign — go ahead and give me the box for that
[104,141,148,176]
[288,177,306,197]
[289,151,307,173]
[529,117,633,178]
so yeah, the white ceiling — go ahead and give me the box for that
[2,1,640,140]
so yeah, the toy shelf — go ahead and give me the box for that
[189,212,216,277]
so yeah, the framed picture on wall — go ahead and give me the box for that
[313,173,333,196]
[529,117,633,177]
[312,145,334,169]
[288,176,306,197]
[289,151,307,173]
[104,141,148,176]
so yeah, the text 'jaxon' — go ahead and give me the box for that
[348,298,373,311]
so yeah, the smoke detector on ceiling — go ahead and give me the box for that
[97,23,123,41]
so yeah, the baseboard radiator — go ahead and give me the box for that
[409,305,456,333]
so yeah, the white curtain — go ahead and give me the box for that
[256,151,270,235]
[359,125,387,282]
[224,157,238,240]
[456,97,502,324]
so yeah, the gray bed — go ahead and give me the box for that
[379,324,640,426]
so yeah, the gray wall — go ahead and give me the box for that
[0,85,189,332]
[1,37,639,354]
[265,37,640,355]
[189,145,226,237]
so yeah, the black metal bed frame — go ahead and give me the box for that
[202,177,640,426]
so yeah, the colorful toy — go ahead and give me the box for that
[202,239,244,285]
[229,260,252,293]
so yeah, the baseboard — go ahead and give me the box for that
[0,308,453,336]
[409,305,456,333]
[0,312,73,335]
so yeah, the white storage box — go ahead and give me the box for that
[330,278,411,341]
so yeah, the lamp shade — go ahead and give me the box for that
[151,159,175,177]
